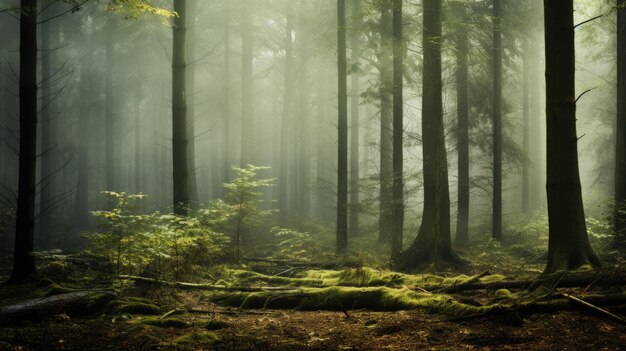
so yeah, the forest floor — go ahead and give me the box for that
[0,246,625,350]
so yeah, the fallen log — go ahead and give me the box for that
[118,275,307,291]
[560,293,626,325]
[426,270,626,293]
[0,291,115,327]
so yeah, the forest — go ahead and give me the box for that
[0,0,625,349]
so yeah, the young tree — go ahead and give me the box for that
[615,0,626,249]
[172,0,190,215]
[492,0,503,241]
[337,0,348,254]
[543,0,600,272]
[10,0,38,282]
[391,0,403,257]
[396,0,461,270]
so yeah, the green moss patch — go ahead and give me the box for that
[203,319,230,330]
[106,301,161,315]
[172,331,220,347]
[137,317,189,328]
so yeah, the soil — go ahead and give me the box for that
[1,307,625,350]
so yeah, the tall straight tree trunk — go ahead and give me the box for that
[492,0,503,241]
[349,0,361,237]
[240,0,253,167]
[615,0,626,249]
[222,0,231,184]
[74,62,91,228]
[337,0,348,254]
[378,5,393,244]
[39,10,56,247]
[186,0,199,205]
[543,0,600,273]
[396,0,461,270]
[172,0,189,215]
[297,28,311,215]
[391,0,403,257]
[134,90,141,193]
[454,2,470,245]
[522,39,530,214]
[10,0,38,282]
[279,2,293,215]
[105,19,115,193]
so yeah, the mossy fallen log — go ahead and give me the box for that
[118,275,308,291]
[0,291,115,326]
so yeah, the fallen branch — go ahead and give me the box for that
[118,275,303,292]
[560,293,626,325]
[0,291,115,326]
[435,271,491,293]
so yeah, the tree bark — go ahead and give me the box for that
[279,2,293,215]
[543,0,600,272]
[240,0,253,167]
[454,1,470,246]
[186,0,199,205]
[172,0,190,215]
[337,0,348,254]
[378,5,393,245]
[10,0,38,282]
[222,0,231,185]
[391,0,403,258]
[522,39,530,214]
[396,0,461,270]
[615,0,626,249]
[492,0,503,242]
[105,19,116,194]
[349,0,361,237]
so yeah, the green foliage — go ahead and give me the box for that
[89,192,230,279]
[271,227,325,261]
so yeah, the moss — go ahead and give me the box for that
[172,331,220,346]
[207,286,493,316]
[106,301,161,315]
[138,317,189,329]
[494,289,513,300]
[204,319,230,330]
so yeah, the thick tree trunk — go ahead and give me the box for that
[134,90,141,194]
[172,0,190,215]
[396,0,461,270]
[10,0,38,282]
[240,0,253,167]
[337,0,348,254]
[543,0,600,273]
[615,0,626,249]
[39,11,57,247]
[492,0,503,241]
[73,58,92,229]
[378,5,393,245]
[297,21,311,215]
[454,2,470,246]
[391,0,403,258]
[349,0,361,237]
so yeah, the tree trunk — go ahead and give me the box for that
[39,9,57,247]
[186,0,199,206]
[297,27,311,215]
[222,0,231,184]
[73,56,92,229]
[615,0,626,249]
[378,5,393,245]
[492,0,503,241]
[10,0,38,282]
[391,0,403,258]
[172,0,190,215]
[279,2,293,215]
[522,39,530,214]
[134,89,141,194]
[105,19,116,194]
[240,0,253,167]
[337,0,348,254]
[454,1,470,246]
[543,0,600,273]
[349,0,361,237]
[396,0,461,270]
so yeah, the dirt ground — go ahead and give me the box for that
[2,307,625,351]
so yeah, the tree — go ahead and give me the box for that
[222,0,231,184]
[492,0,503,242]
[337,0,348,254]
[378,2,393,245]
[391,0,403,257]
[543,0,600,272]
[453,1,470,245]
[10,0,38,282]
[279,1,294,215]
[105,17,116,194]
[172,0,190,215]
[240,0,253,167]
[615,0,626,249]
[349,0,361,237]
[396,0,461,270]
